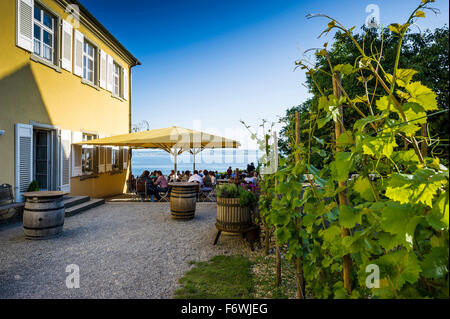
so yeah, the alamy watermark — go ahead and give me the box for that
[64,4,80,28]
[365,264,380,289]
[365,4,380,28]
[66,264,80,289]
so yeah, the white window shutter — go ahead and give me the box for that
[61,21,73,72]
[73,30,84,77]
[99,50,107,89]
[71,132,83,176]
[106,54,113,92]
[60,130,71,192]
[122,67,128,100]
[105,147,112,171]
[122,147,128,170]
[15,123,33,202]
[98,146,105,173]
[16,0,34,52]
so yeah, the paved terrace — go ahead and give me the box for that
[0,203,250,299]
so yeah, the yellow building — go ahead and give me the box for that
[0,0,140,201]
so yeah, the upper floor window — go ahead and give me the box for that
[113,63,122,97]
[83,41,96,84]
[33,4,56,63]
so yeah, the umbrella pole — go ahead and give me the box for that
[193,152,196,172]
[174,150,178,179]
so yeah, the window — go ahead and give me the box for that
[33,4,56,63]
[83,41,96,84]
[112,147,120,170]
[81,134,96,174]
[113,62,122,97]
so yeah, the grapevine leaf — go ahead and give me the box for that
[339,205,361,228]
[334,64,354,75]
[404,81,438,111]
[323,225,341,242]
[421,247,449,279]
[353,177,375,201]
[330,152,353,182]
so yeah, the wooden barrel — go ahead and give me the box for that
[170,184,197,220]
[216,197,252,233]
[23,196,65,240]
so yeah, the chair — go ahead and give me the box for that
[200,185,216,202]
[157,187,170,202]
[0,184,25,222]
[136,178,147,201]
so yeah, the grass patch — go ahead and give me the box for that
[252,254,298,299]
[174,255,254,299]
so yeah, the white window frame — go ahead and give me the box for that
[33,3,55,63]
[81,133,96,175]
[111,147,120,170]
[113,62,122,97]
[83,40,96,84]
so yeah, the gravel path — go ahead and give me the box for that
[0,203,252,299]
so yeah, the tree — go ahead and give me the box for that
[279,26,449,164]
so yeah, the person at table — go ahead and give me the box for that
[188,170,203,186]
[203,170,213,188]
[168,170,176,182]
[247,162,256,173]
[179,171,188,182]
[244,171,258,184]
[137,171,152,202]
[209,171,216,186]
[155,171,169,193]
[227,166,232,177]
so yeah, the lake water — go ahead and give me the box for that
[131,149,263,177]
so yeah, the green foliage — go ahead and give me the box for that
[27,181,39,192]
[216,183,241,198]
[252,0,449,299]
[239,190,258,208]
[216,183,258,208]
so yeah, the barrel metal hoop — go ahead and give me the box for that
[23,222,65,231]
[24,206,65,212]
[171,209,196,214]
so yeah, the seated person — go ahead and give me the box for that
[203,170,213,188]
[155,171,169,193]
[188,170,203,186]
[209,171,216,186]
[179,170,190,182]
[137,171,153,202]
[168,170,176,182]
[128,174,136,192]
[244,172,258,184]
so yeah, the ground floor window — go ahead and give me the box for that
[112,147,120,170]
[82,134,96,174]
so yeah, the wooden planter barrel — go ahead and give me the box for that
[22,191,67,240]
[216,197,252,233]
[169,183,197,220]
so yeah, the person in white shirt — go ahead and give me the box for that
[188,170,203,186]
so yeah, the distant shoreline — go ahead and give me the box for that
[131,149,263,176]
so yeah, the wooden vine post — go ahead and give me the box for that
[264,134,271,256]
[273,131,282,287]
[295,112,305,299]
[332,72,353,295]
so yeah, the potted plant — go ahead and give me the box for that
[215,184,257,233]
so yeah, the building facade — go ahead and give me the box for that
[0,0,140,201]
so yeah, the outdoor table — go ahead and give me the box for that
[168,183,197,220]
[21,191,68,240]
[216,179,230,185]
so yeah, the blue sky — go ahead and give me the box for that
[81,0,448,148]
